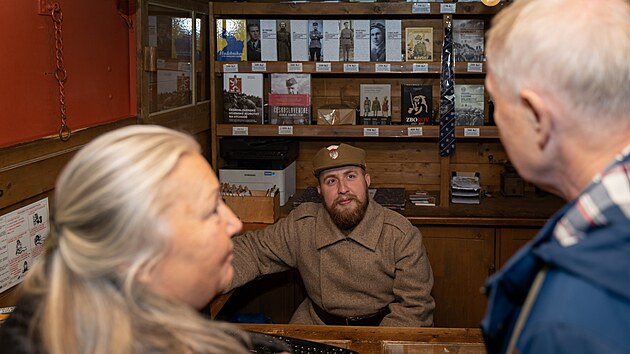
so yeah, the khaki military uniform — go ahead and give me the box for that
[229,198,435,327]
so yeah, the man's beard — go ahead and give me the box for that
[324,195,369,231]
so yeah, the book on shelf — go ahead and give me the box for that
[359,84,391,125]
[308,20,324,62]
[370,20,387,62]
[222,73,264,124]
[338,19,353,61]
[322,20,341,62]
[409,191,437,207]
[268,73,312,125]
[246,19,262,62]
[405,27,433,62]
[291,19,309,61]
[353,20,371,62]
[276,20,292,61]
[401,84,434,125]
[454,84,485,126]
[260,20,278,61]
[385,20,403,62]
[216,19,246,61]
[453,19,484,62]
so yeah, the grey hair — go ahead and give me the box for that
[23,125,250,354]
[486,0,630,126]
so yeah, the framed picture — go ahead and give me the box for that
[405,27,433,62]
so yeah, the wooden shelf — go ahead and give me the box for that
[215,61,484,74]
[217,124,498,139]
[279,191,564,227]
[213,2,504,17]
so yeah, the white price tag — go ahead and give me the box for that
[223,64,239,73]
[464,128,480,137]
[278,126,294,135]
[407,127,423,136]
[316,62,331,72]
[467,62,483,73]
[343,63,359,72]
[412,3,431,14]
[375,63,391,73]
[251,62,267,72]
[287,62,303,72]
[363,127,380,137]
[157,58,166,69]
[440,3,456,13]
[232,127,249,136]
[412,63,429,73]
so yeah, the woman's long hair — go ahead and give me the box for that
[22,125,250,354]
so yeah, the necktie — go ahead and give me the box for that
[439,18,455,157]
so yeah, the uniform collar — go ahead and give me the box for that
[315,197,383,251]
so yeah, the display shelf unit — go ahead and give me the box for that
[210,1,504,208]
[208,1,562,328]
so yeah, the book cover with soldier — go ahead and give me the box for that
[454,84,485,126]
[405,27,433,62]
[222,73,264,124]
[401,84,433,125]
[453,19,484,62]
[268,73,311,125]
[359,84,391,125]
[216,19,247,61]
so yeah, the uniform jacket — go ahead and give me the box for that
[230,198,435,327]
[482,148,630,354]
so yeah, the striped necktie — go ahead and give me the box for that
[439,18,455,157]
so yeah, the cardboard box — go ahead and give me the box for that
[317,105,356,125]
[223,190,280,224]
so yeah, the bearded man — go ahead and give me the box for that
[228,144,435,327]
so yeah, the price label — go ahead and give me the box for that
[412,3,431,14]
[363,127,380,137]
[316,62,331,72]
[343,63,359,72]
[287,62,303,72]
[375,63,391,73]
[157,58,166,69]
[408,127,423,136]
[251,62,267,72]
[412,63,429,73]
[440,3,456,13]
[464,128,480,137]
[232,127,249,136]
[278,126,294,135]
[223,64,239,73]
[467,62,483,73]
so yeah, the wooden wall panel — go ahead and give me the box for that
[421,226,494,328]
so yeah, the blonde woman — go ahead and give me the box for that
[0,125,255,353]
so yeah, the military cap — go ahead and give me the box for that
[286,77,298,87]
[312,144,366,176]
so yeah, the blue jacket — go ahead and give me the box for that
[482,154,630,354]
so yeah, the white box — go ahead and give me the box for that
[219,161,296,206]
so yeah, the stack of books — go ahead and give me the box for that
[451,172,481,204]
[409,191,436,207]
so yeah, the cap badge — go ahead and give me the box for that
[327,145,339,160]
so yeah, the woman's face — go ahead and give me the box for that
[146,153,242,309]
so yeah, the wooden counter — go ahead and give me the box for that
[239,323,485,354]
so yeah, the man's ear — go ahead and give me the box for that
[364,172,371,187]
[520,89,552,150]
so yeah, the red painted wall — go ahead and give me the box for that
[0,0,136,147]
